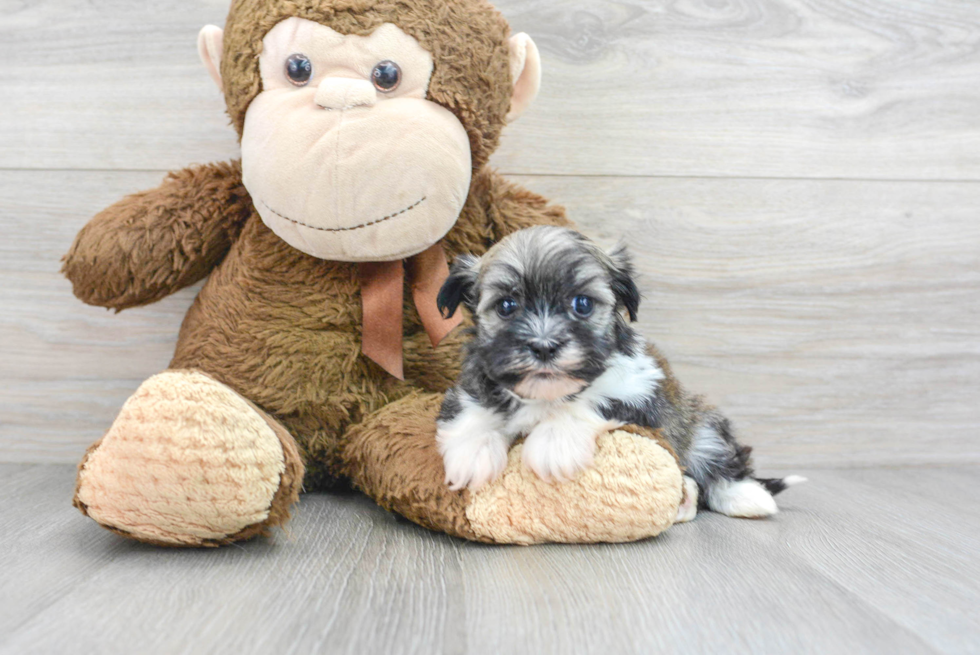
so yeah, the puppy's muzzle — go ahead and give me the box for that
[527,338,564,363]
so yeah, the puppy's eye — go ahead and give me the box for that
[496,297,518,318]
[285,54,313,86]
[571,295,594,318]
[371,60,401,92]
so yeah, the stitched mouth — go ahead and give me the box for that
[258,196,427,233]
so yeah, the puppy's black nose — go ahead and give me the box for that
[528,340,560,362]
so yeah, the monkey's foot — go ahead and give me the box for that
[74,370,303,546]
[466,429,683,544]
[345,394,684,545]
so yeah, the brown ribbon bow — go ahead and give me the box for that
[358,243,462,379]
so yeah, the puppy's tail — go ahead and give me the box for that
[756,475,807,496]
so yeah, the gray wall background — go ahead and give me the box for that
[1,0,978,467]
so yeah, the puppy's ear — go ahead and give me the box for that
[608,243,641,322]
[438,254,480,319]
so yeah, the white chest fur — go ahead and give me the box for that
[505,349,664,437]
[508,350,665,481]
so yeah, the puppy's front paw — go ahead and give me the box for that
[522,420,602,482]
[438,427,510,491]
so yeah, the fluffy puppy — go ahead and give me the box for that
[435,226,804,520]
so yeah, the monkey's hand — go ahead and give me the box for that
[62,160,251,310]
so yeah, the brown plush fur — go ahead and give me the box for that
[229,393,306,542]
[342,392,480,540]
[63,0,679,544]
[63,161,252,311]
[165,166,568,491]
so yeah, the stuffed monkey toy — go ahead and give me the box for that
[63,0,684,546]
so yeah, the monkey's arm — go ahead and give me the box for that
[62,161,251,311]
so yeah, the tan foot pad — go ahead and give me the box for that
[466,430,683,545]
[74,370,291,546]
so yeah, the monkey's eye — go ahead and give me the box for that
[496,297,518,319]
[571,295,595,318]
[285,54,313,86]
[371,60,401,92]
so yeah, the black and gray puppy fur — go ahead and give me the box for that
[436,225,803,518]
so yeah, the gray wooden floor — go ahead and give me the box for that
[1,463,977,655]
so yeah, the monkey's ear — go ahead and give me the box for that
[197,25,224,90]
[437,255,481,319]
[506,33,542,123]
[608,244,641,322]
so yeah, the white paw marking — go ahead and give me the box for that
[522,422,594,482]
[438,426,510,491]
[674,476,699,523]
[707,478,778,518]
[437,395,511,491]
[521,408,617,482]
[783,475,808,487]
